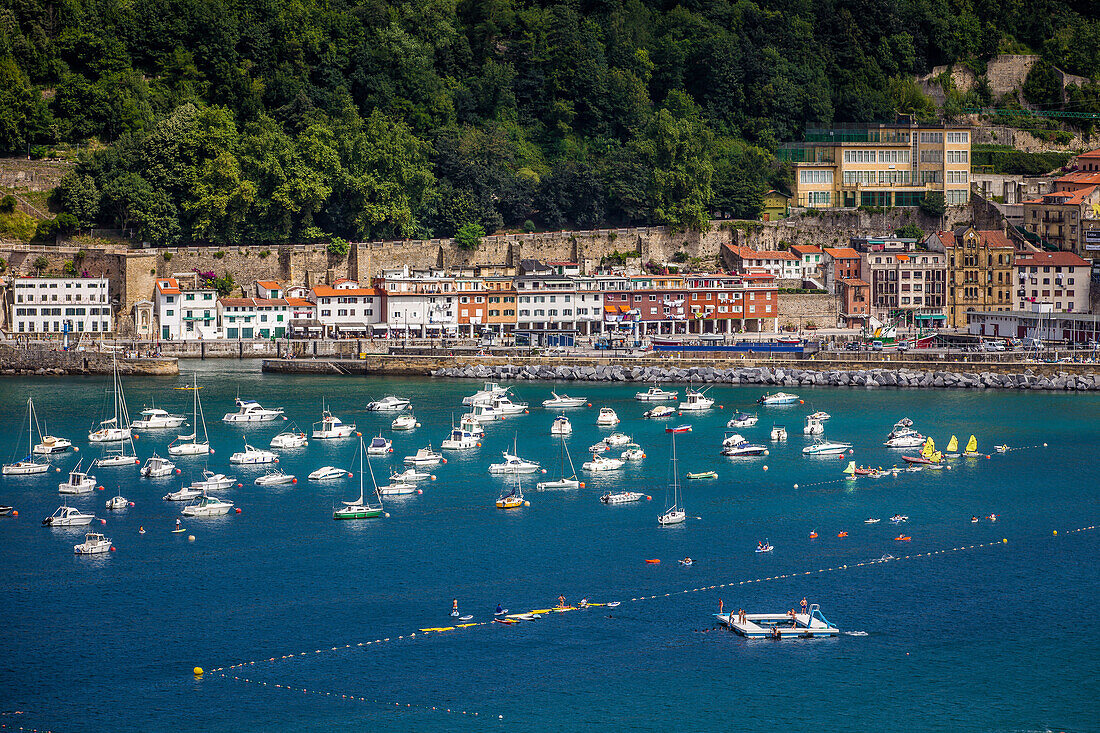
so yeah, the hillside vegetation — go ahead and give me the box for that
[1,0,1098,245]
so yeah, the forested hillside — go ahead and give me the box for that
[2,0,1098,245]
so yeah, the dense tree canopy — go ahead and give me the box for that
[1,0,1097,243]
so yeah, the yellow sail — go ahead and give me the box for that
[964,435,977,453]
[843,460,856,475]
[946,435,958,453]
[931,450,943,463]
[921,437,935,458]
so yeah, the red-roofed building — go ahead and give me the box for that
[1022,153,1100,256]
[722,245,801,280]
[218,297,291,339]
[927,227,1015,327]
[1013,251,1091,312]
[154,274,218,340]
[255,280,284,299]
[836,278,870,327]
[822,247,861,293]
[309,284,384,337]
[790,244,824,281]
[859,247,947,325]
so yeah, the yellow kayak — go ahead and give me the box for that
[419,626,455,632]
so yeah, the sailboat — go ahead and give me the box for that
[3,398,51,475]
[332,435,385,520]
[496,472,527,509]
[96,401,140,466]
[658,433,687,525]
[88,357,133,443]
[962,434,980,457]
[903,436,942,465]
[537,436,581,490]
[843,460,857,480]
[943,435,959,458]
[168,374,210,456]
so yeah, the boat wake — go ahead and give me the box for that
[843,631,869,637]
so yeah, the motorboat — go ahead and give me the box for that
[312,404,355,439]
[460,416,484,437]
[391,468,431,482]
[4,398,51,475]
[33,433,73,454]
[309,466,348,481]
[378,481,418,496]
[770,425,787,441]
[95,452,140,468]
[666,425,692,434]
[141,453,176,478]
[182,492,234,517]
[191,470,236,491]
[635,382,678,401]
[131,406,186,429]
[366,434,392,455]
[678,386,714,412]
[600,491,645,504]
[365,395,411,412]
[802,438,853,456]
[42,505,96,526]
[658,432,687,526]
[462,382,509,406]
[686,470,717,480]
[804,416,824,435]
[404,445,443,466]
[105,490,129,510]
[74,532,112,555]
[333,436,385,520]
[488,395,527,415]
[542,392,588,408]
[271,426,308,449]
[621,448,645,461]
[496,473,527,509]
[463,403,503,423]
[229,443,279,464]
[222,398,285,423]
[88,418,130,443]
[89,358,133,442]
[551,415,572,435]
[582,453,625,472]
[808,411,831,421]
[163,486,202,501]
[488,438,540,474]
[391,414,420,430]
[255,469,296,486]
[441,425,480,450]
[59,461,96,494]
[596,408,620,426]
[884,419,925,448]
[721,434,769,457]
[588,441,610,453]
[727,412,758,428]
[644,405,676,419]
[757,392,800,405]
[168,374,210,456]
[605,433,632,447]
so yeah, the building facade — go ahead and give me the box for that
[856,245,947,325]
[218,298,291,339]
[836,278,871,328]
[927,227,1015,328]
[376,267,457,336]
[310,284,383,337]
[779,122,972,209]
[10,277,113,336]
[822,247,862,293]
[723,246,801,280]
[1014,251,1091,313]
[1021,169,1100,257]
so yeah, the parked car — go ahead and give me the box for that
[844,341,862,351]
[871,340,884,352]
[981,340,1006,352]
[896,341,910,352]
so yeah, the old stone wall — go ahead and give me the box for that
[777,293,836,328]
[0,158,72,193]
[732,207,971,251]
[0,345,177,375]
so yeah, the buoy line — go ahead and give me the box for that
[0,722,57,733]
[215,673,490,719]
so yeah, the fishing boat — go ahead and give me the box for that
[391,413,420,430]
[686,470,718,480]
[441,423,480,450]
[222,398,285,423]
[666,424,692,434]
[596,408,620,426]
[140,453,176,478]
[943,435,959,458]
[721,433,769,457]
[621,447,645,461]
[803,415,824,435]
[229,443,279,464]
[168,375,210,456]
[255,469,296,486]
[312,402,355,439]
[600,490,645,504]
[496,473,527,509]
[131,406,186,429]
[770,425,787,441]
[89,358,134,443]
[727,412,758,428]
[366,434,392,455]
[190,470,236,491]
[3,398,51,475]
[365,395,411,412]
[462,382,509,405]
[658,433,687,525]
[962,434,980,457]
[635,382,678,401]
[309,466,348,481]
[884,420,925,448]
[488,394,528,415]
[588,440,610,453]
[33,431,73,455]
[74,532,113,555]
[550,415,572,435]
[757,392,800,406]
[903,437,942,465]
[42,505,96,526]
[181,491,234,517]
[391,468,431,483]
[270,425,308,448]
[537,437,581,490]
[105,489,129,510]
[404,445,443,466]
[488,441,541,474]
[582,452,625,472]
[644,405,676,419]
[163,486,202,502]
[802,437,853,456]
[678,386,714,412]
[58,461,96,494]
[542,392,587,408]
[333,435,385,520]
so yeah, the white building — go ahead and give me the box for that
[154,277,218,340]
[310,284,383,337]
[10,277,112,335]
[573,275,605,336]
[723,246,802,280]
[377,267,457,336]
[218,297,290,339]
[1014,251,1091,313]
[515,260,578,332]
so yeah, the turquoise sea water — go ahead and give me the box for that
[1,361,1098,732]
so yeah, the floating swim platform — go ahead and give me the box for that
[716,604,838,638]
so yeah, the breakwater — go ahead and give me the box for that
[0,345,178,375]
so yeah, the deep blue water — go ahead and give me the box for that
[1,361,1098,732]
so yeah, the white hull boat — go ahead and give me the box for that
[804,416,824,435]
[391,414,420,430]
[462,382,509,405]
[74,532,112,554]
[95,453,140,467]
[34,435,72,454]
[378,482,418,496]
[168,440,210,457]
[169,374,210,456]
[255,469,296,486]
[537,478,581,490]
[758,392,800,405]
[105,493,129,510]
[727,413,758,428]
[182,493,234,517]
[678,387,714,411]
[488,396,527,415]
[604,433,632,447]
[4,399,51,475]
[635,384,678,401]
[89,426,131,443]
[582,454,625,472]
[644,406,676,419]
[464,404,502,422]
[441,427,479,450]
[601,491,644,504]
[270,430,308,449]
[3,460,50,475]
[191,471,236,491]
[312,405,355,439]
[366,435,392,455]
[722,434,769,457]
[404,447,443,466]
[391,468,431,482]
[163,486,202,501]
[621,448,645,461]
[658,432,687,525]
[59,462,96,494]
[658,509,686,525]
[802,439,853,456]
[488,451,540,474]
[365,396,411,412]
[229,444,279,464]
[223,399,285,423]
[770,426,787,441]
[141,454,176,478]
[309,466,348,481]
[550,416,572,435]
[596,408,620,426]
[542,392,588,408]
[131,407,186,429]
[42,505,96,526]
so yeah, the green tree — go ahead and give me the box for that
[645,92,714,231]
[454,221,484,250]
[895,224,924,239]
[920,192,947,218]
[1023,60,1063,107]
[56,171,101,226]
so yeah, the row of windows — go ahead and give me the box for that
[17,320,110,332]
[946,150,968,164]
[15,294,108,303]
[946,190,969,205]
[807,191,831,205]
[799,170,834,185]
[842,150,911,164]
[15,281,103,289]
[946,131,969,143]
[947,170,968,184]
[14,306,109,316]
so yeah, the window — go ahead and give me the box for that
[947,170,968,184]
[920,150,943,163]
[843,170,877,185]
[946,131,968,143]
[946,150,968,164]
[920,132,943,143]
[946,190,969,205]
[807,191,831,206]
[799,169,833,184]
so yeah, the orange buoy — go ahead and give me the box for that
[237,483,243,488]
[646,495,652,500]
[809,531,818,539]
[417,489,423,494]
[235,507,242,514]
[442,458,447,464]
[579,482,585,488]
[176,468,182,474]
[347,472,353,478]
[837,531,848,538]
[11,510,18,516]
[97,486,105,491]
[291,478,297,484]
[135,459,140,464]
[110,546,116,551]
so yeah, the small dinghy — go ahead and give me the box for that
[686,471,717,480]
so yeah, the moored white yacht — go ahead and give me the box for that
[462,382,509,406]
[366,434,392,455]
[131,406,186,429]
[550,415,572,435]
[678,386,714,411]
[658,432,687,525]
[404,445,443,467]
[33,433,73,454]
[270,425,308,449]
[255,469,296,486]
[312,403,355,439]
[229,443,279,464]
[222,398,285,423]
[804,416,824,435]
[163,485,202,502]
[802,437,853,456]
[74,532,113,555]
[391,467,431,482]
[542,392,587,408]
[89,358,133,442]
[538,436,581,490]
[644,405,676,419]
[770,425,787,441]
[58,461,96,494]
[600,490,645,504]
[757,391,800,405]
[488,440,540,474]
[727,412,758,428]
[391,413,420,430]
[365,395,411,412]
[596,408,620,426]
[441,424,480,450]
[141,453,176,478]
[42,505,96,526]
[168,375,210,456]
[3,398,51,475]
[721,433,769,457]
[884,419,925,448]
[604,432,632,447]
[378,481,418,496]
[582,453,625,472]
[635,382,678,401]
[309,465,349,481]
[105,489,129,510]
[182,491,234,517]
[463,403,502,422]
[190,470,236,491]
[488,395,527,415]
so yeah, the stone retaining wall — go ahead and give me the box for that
[0,345,178,375]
